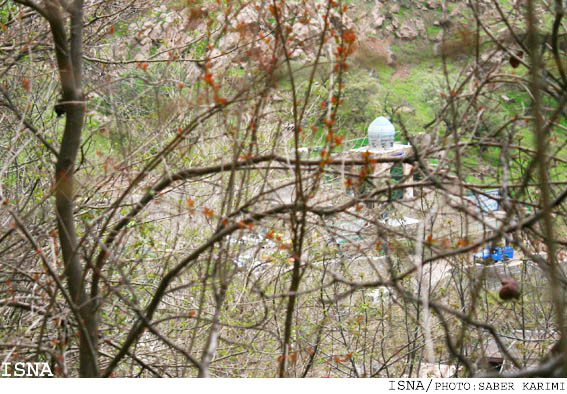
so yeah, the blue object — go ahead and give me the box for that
[503,246,514,259]
[474,246,513,262]
[492,247,503,262]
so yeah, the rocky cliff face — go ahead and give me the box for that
[109,0,523,79]
[115,1,495,64]
[351,0,532,68]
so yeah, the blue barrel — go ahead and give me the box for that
[503,246,514,259]
[492,247,503,262]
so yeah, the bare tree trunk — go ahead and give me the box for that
[44,0,99,377]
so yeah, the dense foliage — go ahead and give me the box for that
[2,0,567,378]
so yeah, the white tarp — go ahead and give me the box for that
[380,216,420,227]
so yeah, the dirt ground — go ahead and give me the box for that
[391,63,411,82]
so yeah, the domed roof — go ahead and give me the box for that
[368,116,395,137]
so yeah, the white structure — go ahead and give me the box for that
[368,116,395,151]
[333,116,416,200]
[379,216,420,228]
[368,287,391,303]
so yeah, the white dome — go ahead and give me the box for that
[368,116,395,150]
